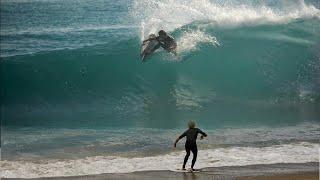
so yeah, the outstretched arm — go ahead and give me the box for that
[174,137,180,148]
[174,131,187,148]
[198,129,207,139]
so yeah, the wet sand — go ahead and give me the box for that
[4,162,319,180]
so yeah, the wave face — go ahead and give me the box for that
[2,1,320,127]
[1,0,320,178]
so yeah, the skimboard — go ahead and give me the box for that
[173,168,200,173]
[140,34,160,62]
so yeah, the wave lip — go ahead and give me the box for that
[1,142,318,178]
[133,0,320,36]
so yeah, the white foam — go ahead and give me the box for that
[176,29,220,53]
[131,0,320,36]
[1,142,318,178]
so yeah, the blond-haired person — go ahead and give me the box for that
[174,121,207,171]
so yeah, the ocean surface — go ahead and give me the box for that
[1,0,320,178]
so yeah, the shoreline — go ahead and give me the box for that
[4,162,319,180]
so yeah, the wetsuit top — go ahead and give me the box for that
[157,35,177,50]
[179,128,207,145]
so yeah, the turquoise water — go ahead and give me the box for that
[1,0,320,178]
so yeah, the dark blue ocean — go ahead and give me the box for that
[1,0,320,178]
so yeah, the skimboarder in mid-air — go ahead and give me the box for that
[140,30,177,61]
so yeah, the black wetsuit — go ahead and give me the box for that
[144,35,177,53]
[178,128,207,169]
[157,36,177,52]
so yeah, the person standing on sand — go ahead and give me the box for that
[174,121,207,171]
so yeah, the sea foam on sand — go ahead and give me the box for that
[1,142,318,178]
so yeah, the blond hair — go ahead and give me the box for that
[188,121,196,128]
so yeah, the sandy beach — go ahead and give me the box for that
[3,162,318,180]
